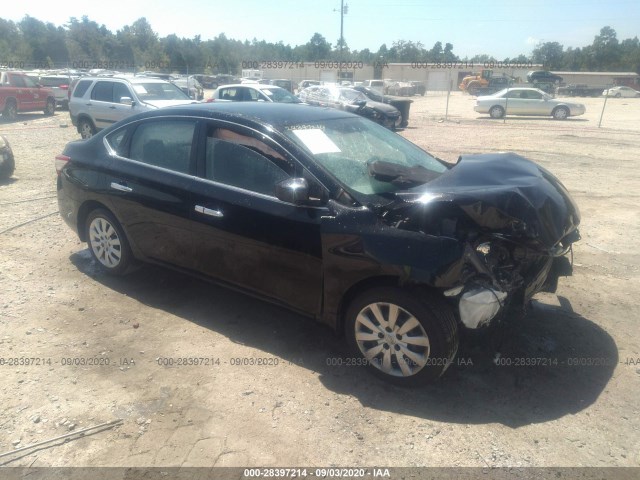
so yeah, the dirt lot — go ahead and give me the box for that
[0,93,639,469]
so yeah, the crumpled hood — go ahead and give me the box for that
[397,153,581,249]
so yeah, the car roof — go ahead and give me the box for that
[122,102,354,129]
[80,75,171,84]
[218,83,286,91]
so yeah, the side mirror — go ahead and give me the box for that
[120,96,134,106]
[275,178,310,205]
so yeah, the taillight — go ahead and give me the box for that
[206,98,215,103]
[55,154,70,175]
[60,84,69,90]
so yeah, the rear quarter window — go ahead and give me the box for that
[73,80,93,98]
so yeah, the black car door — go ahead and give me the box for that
[102,118,198,269]
[188,122,325,316]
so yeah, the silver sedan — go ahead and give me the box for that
[474,87,586,120]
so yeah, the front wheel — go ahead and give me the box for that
[489,105,505,119]
[44,98,56,116]
[552,106,569,120]
[85,209,133,275]
[345,287,458,386]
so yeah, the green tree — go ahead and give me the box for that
[532,41,564,69]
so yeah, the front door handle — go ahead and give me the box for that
[194,205,223,218]
[110,182,132,192]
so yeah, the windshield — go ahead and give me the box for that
[262,87,301,103]
[283,117,447,195]
[132,82,190,101]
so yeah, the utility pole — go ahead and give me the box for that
[335,1,348,83]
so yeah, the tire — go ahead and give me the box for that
[78,118,96,139]
[0,146,15,180]
[85,209,133,275]
[2,101,17,122]
[44,98,56,116]
[489,105,505,119]
[467,81,480,96]
[552,106,569,120]
[345,286,459,386]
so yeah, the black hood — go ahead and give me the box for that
[396,153,581,249]
[362,99,400,115]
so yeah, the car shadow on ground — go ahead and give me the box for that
[1,113,54,124]
[70,252,618,428]
[0,177,17,186]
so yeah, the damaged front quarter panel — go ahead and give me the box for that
[323,153,581,331]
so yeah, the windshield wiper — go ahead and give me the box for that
[368,160,439,187]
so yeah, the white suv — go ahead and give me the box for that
[69,76,195,138]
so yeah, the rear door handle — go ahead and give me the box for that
[194,205,223,217]
[110,182,132,192]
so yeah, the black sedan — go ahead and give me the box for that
[353,85,412,128]
[56,103,580,386]
[298,85,402,130]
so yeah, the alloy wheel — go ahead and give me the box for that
[354,302,431,377]
[89,217,122,268]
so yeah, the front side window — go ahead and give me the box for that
[129,120,196,174]
[204,126,292,196]
[23,76,38,88]
[113,83,132,103]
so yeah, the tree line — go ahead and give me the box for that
[1,15,638,74]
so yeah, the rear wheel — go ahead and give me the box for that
[489,105,505,119]
[552,106,569,120]
[78,118,96,139]
[345,287,458,386]
[85,209,133,275]
[44,98,56,116]
[2,101,17,122]
[467,81,480,96]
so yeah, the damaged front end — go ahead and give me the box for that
[385,153,581,330]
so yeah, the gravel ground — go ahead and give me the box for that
[0,93,639,469]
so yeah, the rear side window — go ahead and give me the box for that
[73,80,93,98]
[91,81,114,102]
[129,120,196,174]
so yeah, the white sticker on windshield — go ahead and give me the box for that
[132,85,148,94]
[292,129,341,155]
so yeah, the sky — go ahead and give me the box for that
[2,0,639,59]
